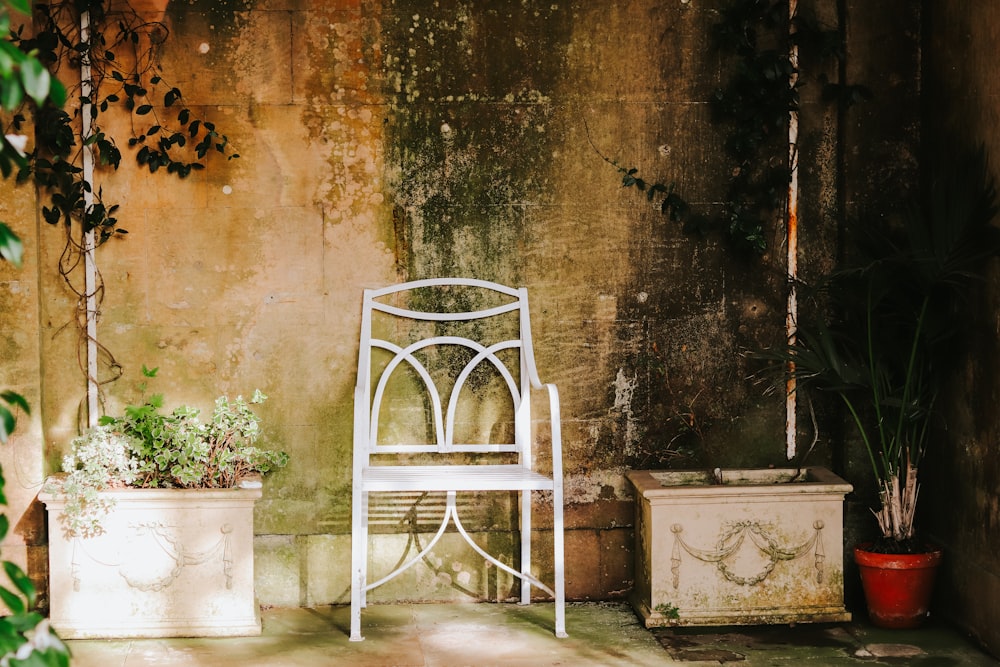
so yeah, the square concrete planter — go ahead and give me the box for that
[39,483,262,638]
[626,467,853,627]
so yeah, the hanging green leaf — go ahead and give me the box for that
[0,585,24,615]
[0,223,24,267]
[0,77,22,109]
[164,87,181,107]
[0,42,16,80]
[3,560,36,604]
[19,56,51,105]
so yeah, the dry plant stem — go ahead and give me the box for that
[873,461,919,541]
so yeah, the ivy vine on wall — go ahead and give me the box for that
[7,0,238,405]
[606,0,868,255]
[591,0,871,465]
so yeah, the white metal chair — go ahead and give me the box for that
[349,278,567,641]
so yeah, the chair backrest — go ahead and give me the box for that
[354,278,544,467]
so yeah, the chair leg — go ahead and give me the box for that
[350,488,367,642]
[519,489,532,605]
[552,494,567,638]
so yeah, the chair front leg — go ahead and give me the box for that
[553,487,567,638]
[519,489,532,605]
[350,488,368,641]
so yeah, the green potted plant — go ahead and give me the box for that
[39,370,288,639]
[759,144,1000,628]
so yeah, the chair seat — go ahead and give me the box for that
[361,464,555,492]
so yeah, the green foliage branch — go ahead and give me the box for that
[0,0,65,270]
[0,1,71,662]
[0,389,70,666]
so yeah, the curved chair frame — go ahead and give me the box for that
[350,278,566,641]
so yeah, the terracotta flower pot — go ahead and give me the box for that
[854,543,943,629]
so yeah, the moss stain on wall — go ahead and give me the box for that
[379,1,571,283]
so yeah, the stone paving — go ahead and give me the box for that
[64,602,998,666]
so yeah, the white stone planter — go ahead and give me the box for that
[39,482,262,639]
[626,467,853,627]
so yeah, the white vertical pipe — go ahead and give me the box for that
[81,9,99,427]
[785,0,800,460]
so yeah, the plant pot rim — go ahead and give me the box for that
[38,475,263,504]
[854,542,943,569]
[627,467,853,501]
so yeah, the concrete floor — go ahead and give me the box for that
[64,602,998,666]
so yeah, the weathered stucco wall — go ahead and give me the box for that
[0,0,927,612]
[922,0,1000,655]
[25,0,792,606]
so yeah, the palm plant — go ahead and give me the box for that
[761,145,1000,552]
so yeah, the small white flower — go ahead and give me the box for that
[3,619,68,666]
